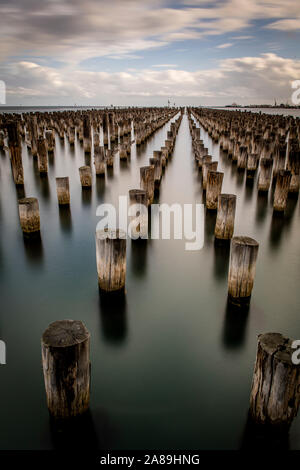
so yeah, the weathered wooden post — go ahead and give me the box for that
[215,194,236,241]
[93,131,100,148]
[237,146,248,169]
[45,129,55,153]
[249,332,300,430]
[94,146,105,175]
[129,189,148,239]
[7,121,24,185]
[56,177,70,205]
[37,137,48,174]
[206,171,224,210]
[95,229,126,292]
[18,197,40,236]
[160,147,167,167]
[68,126,75,146]
[0,130,4,150]
[42,319,90,419]
[149,157,162,188]
[119,143,127,161]
[201,154,212,173]
[140,165,155,205]
[247,153,259,177]
[79,166,92,187]
[273,170,292,212]
[203,160,217,190]
[287,142,300,193]
[102,114,109,146]
[258,158,273,192]
[29,115,38,157]
[83,115,91,153]
[228,236,259,306]
[105,149,114,167]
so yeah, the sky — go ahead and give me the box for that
[0,0,300,106]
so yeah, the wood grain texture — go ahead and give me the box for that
[228,236,259,303]
[96,228,127,292]
[215,194,236,240]
[250,332,300,429]
[42,319,90,419]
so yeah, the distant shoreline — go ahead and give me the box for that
[224,105,300,110]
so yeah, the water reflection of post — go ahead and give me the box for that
[58,205,73,234]
[98,292,127,344]
[107,166,114,180]
[81,187,92,206]
[50,410,99,450]
[213,239,230,281]
[131,239,148,278]
[40,174,51,201]
[255,192,268,224]
[245,177,254,201]
[23,233,44,266]
[222,299,249,349]
[96,176,105,201]
[284,193,298,232]
[204,207,217,245]
[240,411,289,450]
[236,169,244,188]
[269,211,285,249]
[15,184,26,200]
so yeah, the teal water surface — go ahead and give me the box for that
[0,111,299,449]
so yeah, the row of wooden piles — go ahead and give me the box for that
[0,107,178,236]
[188,108,300,438]
[0,107,184,420]
[96,110,184,292]
[192,107,300,211]
[40,110,184,420]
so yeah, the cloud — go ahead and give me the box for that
[0,0,299,63]
[152,64,178,68]
[233,35,254,40]
[266,19,300,31]
[3,53,300,105]
[216,43,233,49]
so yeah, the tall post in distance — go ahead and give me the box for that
[228,236,259,306]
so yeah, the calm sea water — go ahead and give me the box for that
[0,108,299,449]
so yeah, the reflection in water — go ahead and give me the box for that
[255,192,268,224]
[0,243,3,279]
[96,176,106,201]
[50,410,99,450]
[58,205,72,234]
[23,233,44,266]
[222,299,249,349]
[48,152,55,168]
[81,187,92,205]
[119,160,129,172]
[107,167,114,179]
[245,177,255,201]
[204,208,217,245]
[213,239,230,281]
[84,153,91,166]
[230,161,237,177]
[240,412,289,450]
[99,291,127,343]
[285,194,298,231]
[40,174,51,201]
[15,184,26,200]
[131,239,148,278]
[269,211,285,249]
[136,142,146,158]
[69,144,75,157]
[236,169,245,187]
